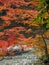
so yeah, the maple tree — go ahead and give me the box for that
[0,0,49,58]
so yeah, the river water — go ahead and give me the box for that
[0,49,39,65]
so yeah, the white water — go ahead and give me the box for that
[0,52,39,65]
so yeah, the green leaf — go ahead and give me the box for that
[46,23,49,28]
[38,0,46,10]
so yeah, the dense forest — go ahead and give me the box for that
[0,0,49,65]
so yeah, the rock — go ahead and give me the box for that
[12,44,22,53]
[7,46,13,52]
[21,45,32,52]
[7,44,32,55]
[7,44,22,55]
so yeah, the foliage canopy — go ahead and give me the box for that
[34,0,49,28]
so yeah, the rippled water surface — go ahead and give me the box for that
[0,51,39,65]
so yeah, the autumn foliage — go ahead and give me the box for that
[0,0,49,56]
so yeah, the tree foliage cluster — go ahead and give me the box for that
[34,0,49,29]
[33,0,49,65]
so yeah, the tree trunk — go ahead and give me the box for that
[40,26,48,54]
[42,34,48,54]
